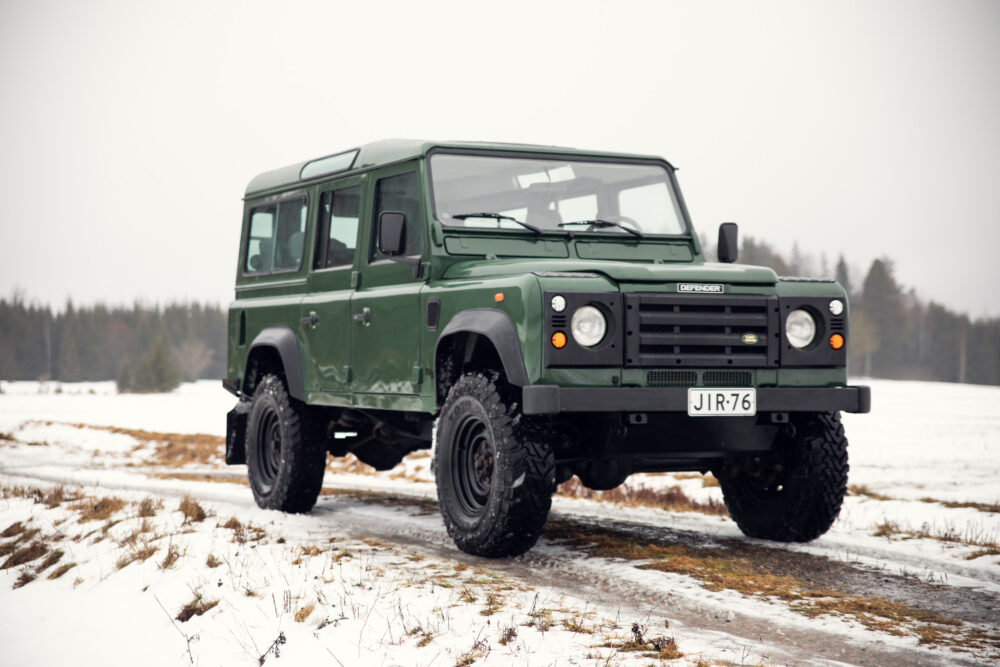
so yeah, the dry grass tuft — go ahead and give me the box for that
[1,542,48,570]
[221,516,242,530]
[60,423,223,467]
[136,497,162,517]
[116,541,158,570]
[75,496,128,523]
[498,626,518,645]
[294,603,315,623]
[176,592,219,622]
[1,521,25,538]
[178,496,207,523]
[48,562,76,579]
[205,553,222,568]
[850,484,894,501]
[14,568,37,589]
[919,497,1000,514]
[455,638,489,666]
[556,477,728,516]
[160,543,182,570]
[35,549,64,573]
[480,592,503,616]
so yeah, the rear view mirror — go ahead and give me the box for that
[378,212,406,256]
[718,222,738,263]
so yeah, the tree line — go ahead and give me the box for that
[0,293,226,392]
[729,237,1000,385]
[2,236,999,389]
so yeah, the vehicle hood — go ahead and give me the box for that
[442,259,778,285]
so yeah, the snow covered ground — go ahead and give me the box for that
[0,378,998,666]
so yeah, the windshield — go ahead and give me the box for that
[429,153,687,236]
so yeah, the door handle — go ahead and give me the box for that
[352,307,371,325]
[300,312,319,327]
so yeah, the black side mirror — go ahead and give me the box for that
[378,212,406,256]
[717,222,738,263]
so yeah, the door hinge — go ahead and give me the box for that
[411,365,423,386]
[350,270,359,289]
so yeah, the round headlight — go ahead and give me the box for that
[551,295,566,313]
[785,309,817,349]
[829,299,844,316]
[570,305,607,347]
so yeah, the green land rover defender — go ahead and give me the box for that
[224,140,870,557]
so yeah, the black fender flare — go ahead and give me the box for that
[247,327,306,401]
[434,308,530,387]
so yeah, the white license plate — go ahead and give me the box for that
[687,388,756,417]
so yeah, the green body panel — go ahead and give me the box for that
[228,139,853,415]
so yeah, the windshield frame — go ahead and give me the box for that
[426,148,693,239]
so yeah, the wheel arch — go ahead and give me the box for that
[434,309,529,406]
[244,327,306,401]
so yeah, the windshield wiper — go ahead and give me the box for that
[558,219,644,239]
[450,212,541,235]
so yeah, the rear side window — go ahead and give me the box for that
[244,197,307,274]
[314,185,361,269]
[371,172,423,261]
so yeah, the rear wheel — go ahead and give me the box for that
[719,412,848,542]
[435,372,555,557]
[246,373,327,513]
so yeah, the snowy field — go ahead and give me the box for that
[0,379,998,666]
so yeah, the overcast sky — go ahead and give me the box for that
[2,0,998,317]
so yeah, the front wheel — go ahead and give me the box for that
[435,372,555,557]
[718,412,849,542]
[246,373,327,513]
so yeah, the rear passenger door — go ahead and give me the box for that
[300,175,366,395]
[350,164,425,397]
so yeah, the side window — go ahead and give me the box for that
[315,185,361,269]
[244,197,307,274]
[371,171,423,261]
[245,208,275,273]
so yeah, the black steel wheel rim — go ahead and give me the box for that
[451,412,495,519]
[254,407,282,493]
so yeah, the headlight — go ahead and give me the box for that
[785,309,817,349]
[571,305,606,347]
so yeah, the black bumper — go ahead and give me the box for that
[522,385,871,415]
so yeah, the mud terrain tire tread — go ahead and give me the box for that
[246,373,327,513]
[435,372,555,557]
[720,412,848,542]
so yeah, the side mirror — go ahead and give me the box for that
[717,222,738,263]
[378,212,406,256]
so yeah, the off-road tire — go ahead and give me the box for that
[435,372,555,557]
[719,412,848,542]
[246,373,327,513]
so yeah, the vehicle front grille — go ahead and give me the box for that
[703,370,753,386]
[625,293,779,368]
[646,370,699,387]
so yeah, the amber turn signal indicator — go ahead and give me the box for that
[829,333,844,350]
[551,331,567,348]
[494,292,504,302]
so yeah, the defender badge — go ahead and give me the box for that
[677,283,724,293]
[741,333,760,345]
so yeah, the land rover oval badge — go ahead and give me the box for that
[741,333,760,345]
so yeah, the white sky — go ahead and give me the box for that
[2,0,998,317]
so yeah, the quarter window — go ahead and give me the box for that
[244,197,307,274]
[371,172,423,261]
[315,185,361,269]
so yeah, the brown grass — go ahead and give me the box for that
[178,496,206,523]
[75,496,128,522]
[48,562,76,579]
[919,497,1000,514]
[160,543,182,570]
[136,497,162,517]
[498,626,518,645]
[555,477,728,516]
[14,569,37,589]
[849,484,894,501]
[1,542,47,570]
[546,520,978,646]
[176,593,219,622]
[35,549,64,573]
[205,553,222,568]
[1,521,25,538]
[115,542,158,570]
[294,603,315,623]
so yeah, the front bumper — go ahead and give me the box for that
[522,384,871,415]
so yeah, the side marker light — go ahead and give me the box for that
[494,292,504,302]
